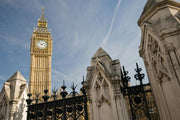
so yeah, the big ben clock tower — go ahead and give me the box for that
[29,7,52,97]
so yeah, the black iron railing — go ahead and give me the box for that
[26,81,88,120]
[121,63,155,120]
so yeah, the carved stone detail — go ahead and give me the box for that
[157,71,171,83]
[85,47,129,120]
[165,43,175,53]
[138,1,180,119]
[147,34,161,56]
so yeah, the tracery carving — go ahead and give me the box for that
[148,34,167,73]
[102,80,110,98]
[97,73,103,84]
[148,34,160,56]
[94,81,100,97]
[159,56,167,71]
[93,72,111,107]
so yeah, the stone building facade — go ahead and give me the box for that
[138,0,180,120]
[84,47,129,120]
[0,71,28,120]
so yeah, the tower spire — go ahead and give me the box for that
[38,6,47,23]
[41,6,45,19]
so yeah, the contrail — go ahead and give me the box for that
[100,0,121,47]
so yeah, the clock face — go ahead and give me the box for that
[36,40,47,49]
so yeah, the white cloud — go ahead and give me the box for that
[100,0,122,47]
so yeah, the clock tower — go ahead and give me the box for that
[29,7,52,97]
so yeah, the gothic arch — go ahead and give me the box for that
[90,61,112,88]
[92,71,111,104]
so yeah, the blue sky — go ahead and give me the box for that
[1,0,179,91]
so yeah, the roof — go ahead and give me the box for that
[138,0,179,25]
[34,7,50,33]
[92,47,112,60]
[141,0,157,17]
[0,71,27,101]
[7,71,26,82]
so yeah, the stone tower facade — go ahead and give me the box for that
[29,7,53,97]
[0,71,28,120]
[84,47,129,120]
[138,0,180,120]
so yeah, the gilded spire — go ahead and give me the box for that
[35,6,49,32]
[41,6,45,19]
[38,6,47,22]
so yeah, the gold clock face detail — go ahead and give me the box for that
[36,40,47,49]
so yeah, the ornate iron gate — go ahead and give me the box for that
[121,63,157,120]
[26,82,88,120]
